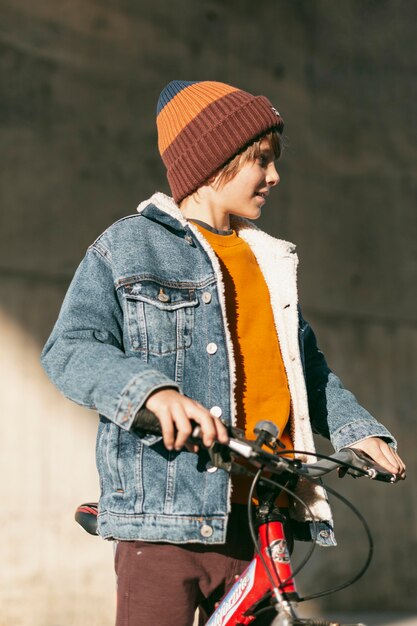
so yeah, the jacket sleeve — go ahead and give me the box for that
[299,309,396,450]
[41,245,179,431]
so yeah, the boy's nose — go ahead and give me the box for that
[267,163,280,187]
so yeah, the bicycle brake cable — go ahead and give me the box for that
[247,469,318,623]
[246,453,374,601]
[254,474,318,587]
[294,476,374,601]
[254,470,373,601]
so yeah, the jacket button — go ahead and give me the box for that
[319,529,330,538]
[200,524,213,538]
[210,406,222,418]
[157,289,170,302]
[206,342,218,355]
[184,234,193,245]
[202,292,212,304]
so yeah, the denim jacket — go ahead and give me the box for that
[41,193,395,546]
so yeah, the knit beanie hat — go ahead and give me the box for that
[156,80,284,203]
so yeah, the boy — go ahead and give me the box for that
[41,80,405,625]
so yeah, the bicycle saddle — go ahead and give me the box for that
[75,502,98,535]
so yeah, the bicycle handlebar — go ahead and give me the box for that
[295,447,397,482]
[134,409,397,483]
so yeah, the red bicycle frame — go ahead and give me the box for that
[206,513,298,625]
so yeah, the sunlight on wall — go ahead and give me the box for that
[0,310,115,626]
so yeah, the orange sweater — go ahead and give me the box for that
[194,224,292,504]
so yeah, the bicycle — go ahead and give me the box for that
[75,415,397,626]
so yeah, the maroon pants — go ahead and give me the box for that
[114,505,254,626]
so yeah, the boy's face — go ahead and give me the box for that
[212,138,280,221]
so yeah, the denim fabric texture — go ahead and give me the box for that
[41,194,395,546]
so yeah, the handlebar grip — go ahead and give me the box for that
[134,407,162,435]
[134,408,203,440]
[339,448,397,483]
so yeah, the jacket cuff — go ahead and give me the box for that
[290,519,337,547]
[331,418,396,451]
[114,369,180,431]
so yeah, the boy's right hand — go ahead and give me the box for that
[145,389,229,452]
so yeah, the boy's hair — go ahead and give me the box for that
[214,130,283,188]
[157,80,284,203]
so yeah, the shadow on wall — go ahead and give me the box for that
[0,309,115,626]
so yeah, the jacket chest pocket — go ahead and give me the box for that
[121,280,198,356]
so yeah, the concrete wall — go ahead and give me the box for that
[1,1,416,623]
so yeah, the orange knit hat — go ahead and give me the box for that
[156,80,284,203]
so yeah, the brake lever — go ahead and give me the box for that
[339,448,397,483]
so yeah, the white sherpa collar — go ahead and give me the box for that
[137,192,187,225]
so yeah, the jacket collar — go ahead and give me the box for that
[137,193,188,231]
